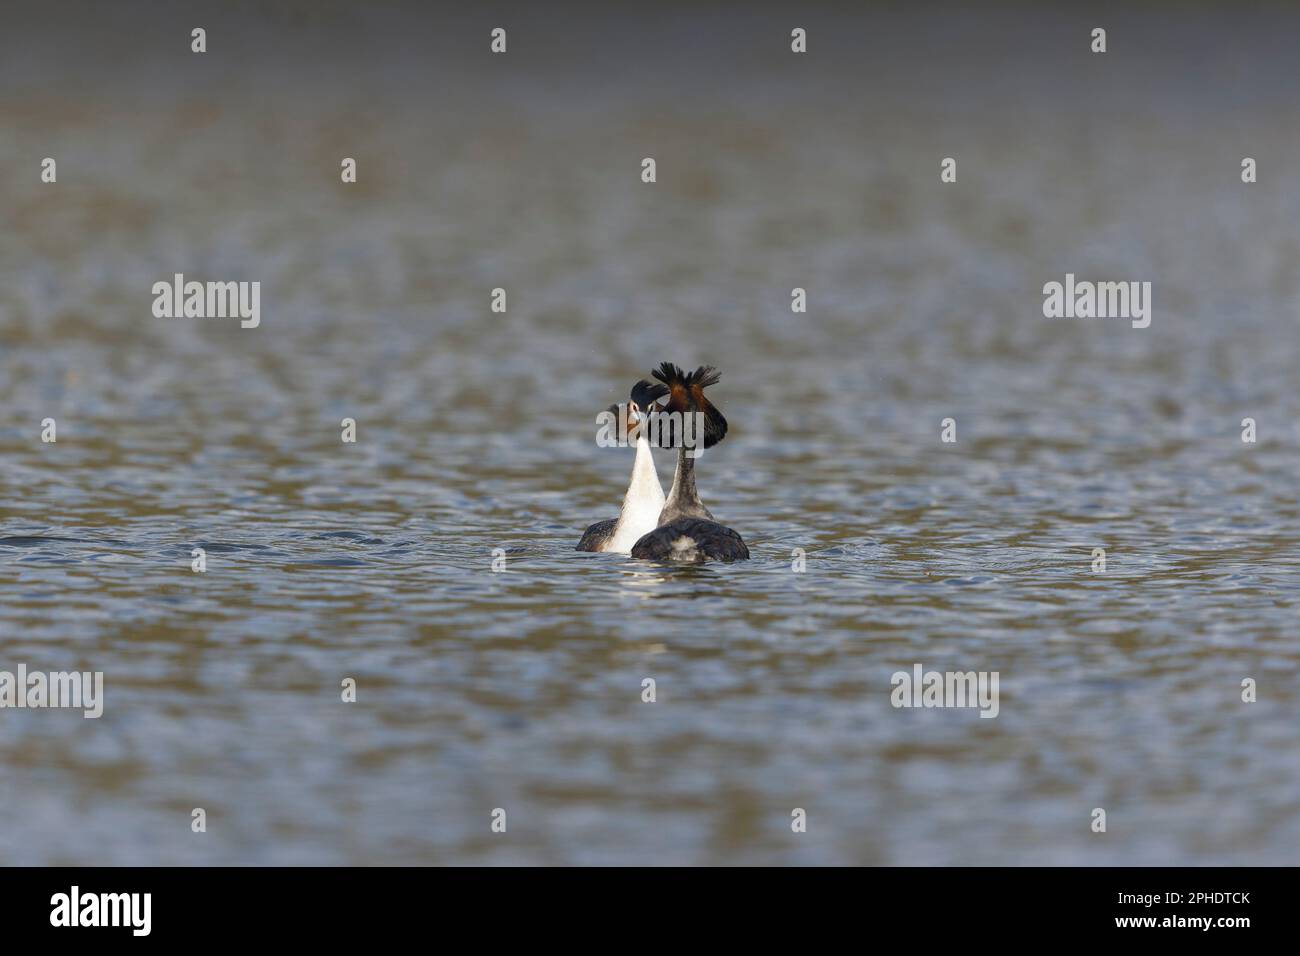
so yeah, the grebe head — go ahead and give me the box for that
[626,400,646,439]
[605,379,670,445]
[631,378,669,410]
[648,362,729,449]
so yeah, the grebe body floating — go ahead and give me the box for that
[576,379,669,554]
[629,363,750,563]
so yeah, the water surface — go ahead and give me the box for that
[1,3,1298,864]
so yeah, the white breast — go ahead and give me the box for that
[601,435,665,554]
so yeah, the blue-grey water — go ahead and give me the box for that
[1,3,1298,864]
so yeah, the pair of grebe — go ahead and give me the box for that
[577,363,749,562]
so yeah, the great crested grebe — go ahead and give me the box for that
[630,363,750,563]
[576,379,670,554]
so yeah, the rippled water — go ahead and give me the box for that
[2,3,1298,864]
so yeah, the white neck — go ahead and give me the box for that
[603,432,666,553]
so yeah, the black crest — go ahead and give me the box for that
[647,363,728,449]
[630,378,669,408]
